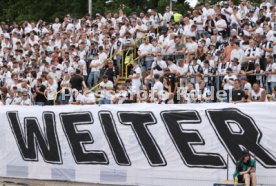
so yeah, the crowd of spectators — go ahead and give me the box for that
[1,0,276,105]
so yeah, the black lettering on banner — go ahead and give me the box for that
[206,108,276,168]
[59,112,109,164]
[161,110,226,168]
[117,112,166,167]
[98,111,131,166]
[6,111,62,164]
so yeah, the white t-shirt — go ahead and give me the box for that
[266,30,274,42]
[52,23,61,33]
[255,27,264,36]
[243,82,252,93]
[79,50,86,60]
[193,16,203,30]
[230,48,244,63]
[153,81,164,96]
[90,59,101,72]
[132,66,141,84]
[20,98,32,105]
[82,93,96,104]
[186,42,198,53]
[135,24,148,39]
[138,43,153,55]
[47,84,57,100]
[132,66,141,93]
[183,29,197,38]
[270,63,276,83]
[162,38,175,54]
[177,64,189,76]
[5,96,18,105]
[116,90,128,104]
[152,60,167,76]
[250,88,267,102]
[230,13,241,25]
[215,19,227,31]
[223,74,237,90]
[2,71,11,83]
[78,59,87,76]
[99,52,108,64]
[69,93,84,103]
[99,80,113,99]
[222,7,233,21]
[168,63,178,72]
[244,47,261,64]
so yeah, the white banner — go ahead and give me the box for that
[0,103,276,186]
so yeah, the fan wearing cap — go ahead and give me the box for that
[230,57,241,74]
[233,150,256,186]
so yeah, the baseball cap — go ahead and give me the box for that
[231,57,239,63]
[231,22,238,27]
[240,76,247,80]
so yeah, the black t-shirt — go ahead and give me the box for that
[70,74,83,91]
[231,89,245,102]
[104,67,119,83]
[35,85,47,103]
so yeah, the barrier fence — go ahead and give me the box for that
[53,73,270,105]
[0,103,275,186]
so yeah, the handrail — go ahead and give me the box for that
[121,34,147,77]
[125,56,139,78]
